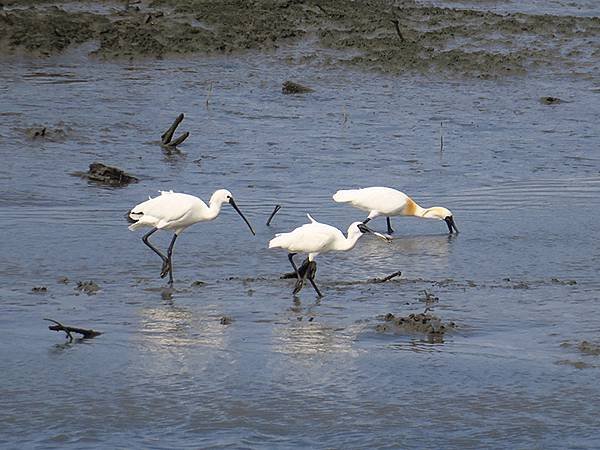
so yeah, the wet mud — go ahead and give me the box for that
[376,311,456,342]
[2,0,598,77]
[282,80,314,94]
[72,162,138,186]
[75,280,101,295]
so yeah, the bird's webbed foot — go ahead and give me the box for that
[160,259,171,278]
[293,277,305,294]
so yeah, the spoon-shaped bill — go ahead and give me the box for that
[444,216,459,234]
[357,223,392,242]
[229,198,255,235]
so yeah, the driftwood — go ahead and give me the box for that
[45,318,102,342]
[369,270,402,283]
[72,162,138,186]
[161,113,189,148]
[266,204,282,226]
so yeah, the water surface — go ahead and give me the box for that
[1,17,600,449]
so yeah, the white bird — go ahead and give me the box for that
[333,186,458,235]
[127,190,255,285]
[268,214,390,297]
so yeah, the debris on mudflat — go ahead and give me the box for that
[75,280,100,295]
[376,311,456,337]
[420,289,439,305]
[31,286,47,293]
[25,125,69,141]
[540,96,562,105]
[220,316,233,325]
[578,341,600,356]
[45,318,102,342]
[161,113,189,148]
[282,80,314,94]
[57,276,69,284]
[561,340,600,357]
[72,162,138,186]
[551,278,577,285]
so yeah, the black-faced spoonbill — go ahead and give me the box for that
[268,214,390,297]
[127,190,255,285]
[333,186,458,235]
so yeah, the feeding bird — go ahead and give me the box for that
[333,186,458,235]
[268,214,390,297]
[127,190,255,285]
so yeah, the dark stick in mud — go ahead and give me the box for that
[391,19,404,42]
[161,113,189,147]
[44,318,102,342]
[440,122,444,152]
[371,270,402,283]
[266,205,282,226]
[206,81,213,109]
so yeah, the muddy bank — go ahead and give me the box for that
[1,0,598,77]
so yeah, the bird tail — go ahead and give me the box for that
[268,233,287,249]
[333,189,358,203]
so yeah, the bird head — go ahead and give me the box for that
[210,189,234,205]
[211,189,255,235]
[353,222,392,242]
[423,207,458,233]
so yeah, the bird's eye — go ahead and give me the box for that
[227,195,232,200]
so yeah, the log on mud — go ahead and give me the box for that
[161,113,189,147]
[45,318,102,342]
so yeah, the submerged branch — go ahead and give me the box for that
[45,318,102,342]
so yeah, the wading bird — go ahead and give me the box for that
[127,190,255,285]
[269,214,390,297]
[333,186,458,235]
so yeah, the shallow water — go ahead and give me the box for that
[1,15,600,450]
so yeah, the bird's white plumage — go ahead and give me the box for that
[333,187,411,217]
[128,191,211,234]
[333,186,454,223]
[269,214,366,261]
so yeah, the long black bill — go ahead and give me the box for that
[357,223,392,242]
[229,198,256,235]
[444,216,459,234]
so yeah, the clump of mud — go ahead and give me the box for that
[72,162,138,186]
[22,124,71,141]
[220,316,233,325]
[561,340,600,357]
[282,80,314,94]
[376,311,456,341]
[1,0,598,77]
[75,280,100,295]
[540,96,563,105]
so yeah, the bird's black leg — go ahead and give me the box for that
[386,217,394,235]
[161,233,178,285]
[288,253,305,294]
[142,228,169,274]
[305,261,323,298]
[281,257,309,279]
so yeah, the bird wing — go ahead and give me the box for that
[290,222,338,253]
[348,187,409,214]
[130,192,205,229]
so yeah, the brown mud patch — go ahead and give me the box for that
[72,162,138,186]
[1,0,598,77]
[376,311,456,342]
